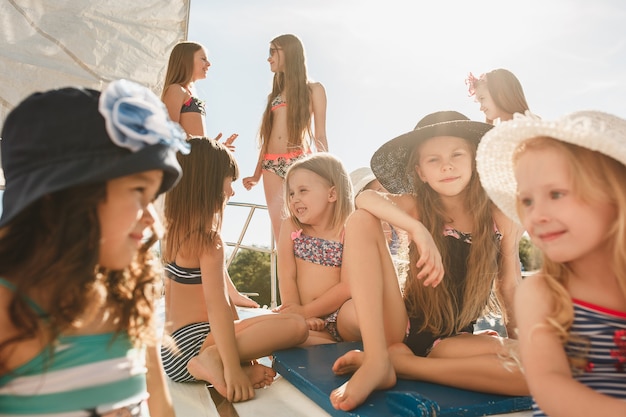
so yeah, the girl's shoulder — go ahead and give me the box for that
[491,204,523,238]
[307,81,326,94]
[516,272,555,307]
[163,83,190,100]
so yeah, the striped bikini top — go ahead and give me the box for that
[165,262,202,285]
[0,278,149,416]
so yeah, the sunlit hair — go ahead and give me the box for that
[0,183,161,374]
[283,153,354,231]
[163,138,239,261]
[259,34,313,153]
[161,41,204,99]
[468,69,529,124]
[514,137,626,366]
[404,136,502,335]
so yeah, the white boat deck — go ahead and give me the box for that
[168,372,532,417]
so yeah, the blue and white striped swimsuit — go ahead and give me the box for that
[0,278,149,416]
[532,299,626,416]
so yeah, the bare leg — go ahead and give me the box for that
[187,313,307,396]
[262,171,285,242]
[388,335,528,396]
[330,210,408,411]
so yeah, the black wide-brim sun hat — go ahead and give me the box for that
[370,111,494,194]
[0,85,183,228]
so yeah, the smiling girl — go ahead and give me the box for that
[330,111,527,411]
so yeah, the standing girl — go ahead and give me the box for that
[477,111,626,416]
[160,138,308,403]
[243,34,328,241]
[161,41,237,144]
[466,68,531,124]
[0,79,188,416]
[330,111,527,412]
[275,153,355,345]
[161,41,255,307]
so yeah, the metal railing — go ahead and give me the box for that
[223,201,278,308]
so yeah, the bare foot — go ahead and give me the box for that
[188,350,277,398]
[329,354,396,411]
[187,349,228,398]
[332,349,364,375]
[245,363,276,389]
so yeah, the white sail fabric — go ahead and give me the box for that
[0,0,190,184]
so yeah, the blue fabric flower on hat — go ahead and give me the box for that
[99,79,190,154]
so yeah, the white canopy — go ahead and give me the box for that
[0,0,191,185]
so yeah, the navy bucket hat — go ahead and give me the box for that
[0,79,189,227]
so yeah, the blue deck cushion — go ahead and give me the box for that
[272,341,531,417]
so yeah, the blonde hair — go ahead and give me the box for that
[161,41,203,98]
[163,138,239,261]
[404,137,502,335]
[284,153,354,231]
[476,69,529,124]
[514,137,626,358]
[259,34,312,153]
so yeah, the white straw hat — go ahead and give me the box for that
[476,110,626,225]
[350,167,377,195]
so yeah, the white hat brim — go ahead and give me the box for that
[477,110,626,225]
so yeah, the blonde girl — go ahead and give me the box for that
[466,68,530,124]
[0,80,188,416]
[477,111,626,416]
[243,34,328,241]
[330,111,527,412]
[160,138,307,403]
[275,153,355,345]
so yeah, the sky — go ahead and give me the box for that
[188,0,626,246]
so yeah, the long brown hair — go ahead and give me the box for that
[404,137,502,335]
[477,69,529,124]
[514,137,626,355]
[161,41,203,98]
[0,183,160,374]
[163,138,239,261]
[259,34,312,153]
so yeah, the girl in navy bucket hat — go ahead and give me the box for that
[0,79,188,416]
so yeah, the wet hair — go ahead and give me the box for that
[476,69,529,124]
[284,153,354,231]
[514,137,626,364]
[0,182,161,374]
[161,41,204,98]
[259,34,313,153]
[163,138,239,261]
[404,136,502,335]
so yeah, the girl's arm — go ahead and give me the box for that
[276,218,303,308]
[161,84,186,123]
[493,208,523,337]
[145,343,175,417]
[242,153,263,191]
[200,236,252,398]
[225,269,259,308]
[356,190,444,286]
[516,275,626,416]
[309,82,328,152]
